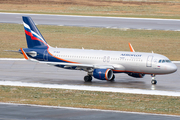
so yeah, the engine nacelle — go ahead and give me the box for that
[93,69,113,80]
[128,73,145,78]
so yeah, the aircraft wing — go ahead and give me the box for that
[42,61,114,69]
[44,61,94,68]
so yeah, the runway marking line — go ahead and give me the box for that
[0,81,180,97]
[0,102,180,117]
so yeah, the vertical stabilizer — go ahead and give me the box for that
[22,16,49,48]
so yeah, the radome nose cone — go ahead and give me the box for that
[170,64,177,73]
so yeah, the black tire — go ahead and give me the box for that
[151,80,157,85]
[84,75,92,82]
[88,75,92,81]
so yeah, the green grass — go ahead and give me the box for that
[1,0,180,19]
[0,23,180,60]
[0,85,180,115]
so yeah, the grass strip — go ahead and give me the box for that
[0,85,180,115]
[1,0,180,19]
[0,23,180,60]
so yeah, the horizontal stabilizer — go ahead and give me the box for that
[4,50,21,53]
[20,48,29,60]
[20,48,38,62]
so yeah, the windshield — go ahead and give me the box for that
[158,59,171,63]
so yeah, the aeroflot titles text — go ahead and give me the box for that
[121,54,142,57]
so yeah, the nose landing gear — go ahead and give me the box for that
[151,74,157,85]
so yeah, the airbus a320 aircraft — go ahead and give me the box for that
[19,16,177,85]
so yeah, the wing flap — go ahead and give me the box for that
[40,61,114,69]
[44,62,94,68]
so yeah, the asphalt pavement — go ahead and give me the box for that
[0,103,179,120]
[0,12,180,31]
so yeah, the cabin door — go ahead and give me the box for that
[146,56,153,67]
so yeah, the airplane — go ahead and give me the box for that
[19,16,177,85]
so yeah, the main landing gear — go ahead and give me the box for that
[151,74,157,85]
[84,75,92,82]
[84,74,115,82]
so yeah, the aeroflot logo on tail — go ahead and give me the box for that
[121,54,142,57]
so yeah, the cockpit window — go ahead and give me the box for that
[166,60,171,63]
[158,59,171,63]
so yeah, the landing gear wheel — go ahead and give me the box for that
[151,80,157,85]
[84,75,92,82]
[151,74,157,85]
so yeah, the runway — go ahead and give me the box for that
[0,103,179,120]
[0,59,180,93]
[0,12,180,31]
[0,60,180,119]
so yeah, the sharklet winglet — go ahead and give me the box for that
[129,43,135,52]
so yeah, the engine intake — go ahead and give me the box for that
[93,69,113,80]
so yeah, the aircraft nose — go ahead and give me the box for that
[168,64,177,73]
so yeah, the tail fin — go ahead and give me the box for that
[22,16,49,48]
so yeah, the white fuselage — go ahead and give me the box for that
[48,47,177,75]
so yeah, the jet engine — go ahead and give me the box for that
[93,69,114,80]
[128,73,145,78]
